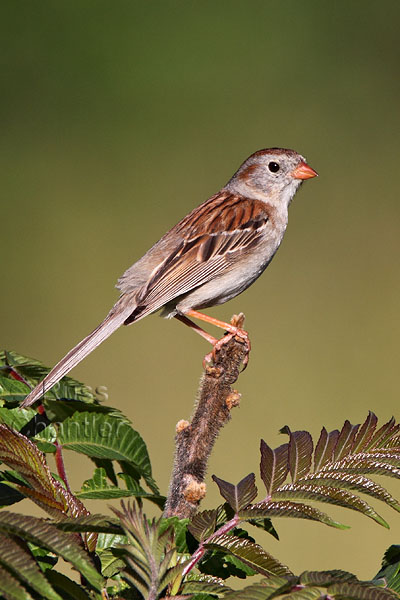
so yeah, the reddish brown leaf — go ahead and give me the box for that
[260,440,288,497]
[351,412,378,454]
[333,421,359,462]
[366,417,400,450]
[212,474,257,513]
[288,431,313,482]
[314,428,340,471]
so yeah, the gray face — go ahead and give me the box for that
[225,148,306,204]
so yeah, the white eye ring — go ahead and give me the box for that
[268,161,280,173]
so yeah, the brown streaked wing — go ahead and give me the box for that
[131,194,271,317]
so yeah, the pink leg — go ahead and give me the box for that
[174,313,218,345]
[175,310,251,369]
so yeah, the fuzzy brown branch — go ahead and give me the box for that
[164,314,249,518]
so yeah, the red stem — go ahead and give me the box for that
[182,515,240,577]
[54,441,72,493]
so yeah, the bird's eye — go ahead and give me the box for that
[268,161,280,173]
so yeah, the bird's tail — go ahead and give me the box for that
[20,295,135,408]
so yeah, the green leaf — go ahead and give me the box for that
[0,563,33,600]
[205,533,293,577]
[212,474,257,513]
[222,575,290,599]
[0,534,62,600]
[58,412,157,490]
[112,501,181,599]
[159,517,190,553]
[0,350,94,404]
[374,545,400,593]
[314,427,339,471]
[45,570,92,600]
[288,431,313,482]
[299,569,358,585]
[283,588,323,600]
[0,375,30,402]
[27,544,58,572]
[182,578,232,596]
[272,483,389,527]
[239,501,348,529]
[260,440,288,496]
[0,471,25,507]
[246,517,279,540]
[78,467,145,500]
[0,512,104,591]
[0,407,57,450]
[97,547,126,578]
[54,514,123,535]
[44,398,130,424]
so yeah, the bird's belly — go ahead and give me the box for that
[175,249,276,314]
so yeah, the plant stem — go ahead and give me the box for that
[164,314,249,518]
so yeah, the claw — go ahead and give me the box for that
[203,326,251,370]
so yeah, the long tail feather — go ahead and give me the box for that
[21,296,135,408]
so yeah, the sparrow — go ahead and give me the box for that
[21,148,317,408]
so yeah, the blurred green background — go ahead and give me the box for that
[2,0,400,580]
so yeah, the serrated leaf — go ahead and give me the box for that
[205,533,292,577]
[0,350,94,404]
[77,467,160,501]
[0,375,30,402]
[260,440,288,496]
[351,412,378,454]
[44,570,92,600]
[54,514,122,535]
[112,501,180,598]
[300,569,357,585]
[159,517,190,553]
[0,472,25,507]
[284,588,323,600]
[328,580,399,600]
[43,398,130,424]
[366,417,400,450]
[333,420,359,462]
[0,534,62,600]
[212,474,257,512]
[300,472,400,513]
[223,575,290,599]
[314,428,340,471]
[182,579,232,596]
[374,545,400,593]
[97,547,126,578]
[239,501,348,529]
[58,412,156,489]
[272,483,388,527]
[0,562,33,600]
[364,450,400,464]
[246,518,279,540]
[320,454,400,478]
[0,424,89,520]
[288,431,313,482]
[0,512,104,590]
[188,509,218,542]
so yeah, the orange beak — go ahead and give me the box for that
[291,162,318,180]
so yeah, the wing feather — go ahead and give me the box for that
[127,195,271,320]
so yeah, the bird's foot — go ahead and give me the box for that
[203,313,251,369]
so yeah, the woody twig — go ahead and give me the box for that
[164,313,249,518]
